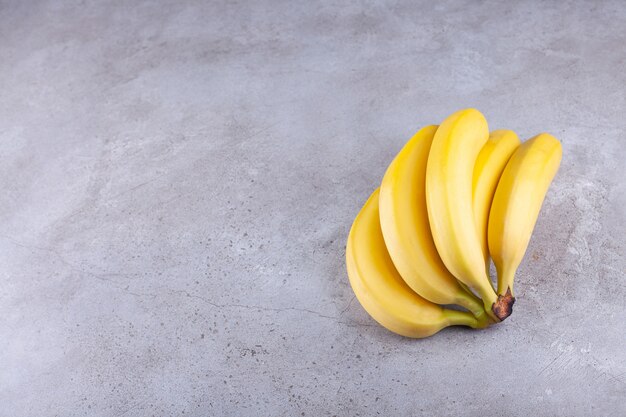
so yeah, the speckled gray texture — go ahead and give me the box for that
[1,0,625,416]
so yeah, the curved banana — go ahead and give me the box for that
[472,130,521,274]
[425,109,512,321]
[379,125,489,323]
[346,189,485,338]
[488,133,562,298]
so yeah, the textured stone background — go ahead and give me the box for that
[1,1,625,416]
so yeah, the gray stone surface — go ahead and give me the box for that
[1,0,625,416]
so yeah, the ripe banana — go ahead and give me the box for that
[425,109,512,321]
[488,133,562,298]
[379,125,489,324]
[472,130,521,274]
[346,189,485,338]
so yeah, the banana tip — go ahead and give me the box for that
[492,288,515,321]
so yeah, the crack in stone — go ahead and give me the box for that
[165,288,373,328]
[0,235,372,328]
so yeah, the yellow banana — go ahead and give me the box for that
[472,130,521,274]
[425,109,512,321]
[346,189,485,338]
[488,133,562,298]
[379,125,489,323]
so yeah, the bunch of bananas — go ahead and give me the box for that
[346,109,562,338]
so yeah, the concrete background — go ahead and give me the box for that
[1,0,625,416]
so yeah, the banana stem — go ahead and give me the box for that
[492,287,515,321]
[491,266,516,321]
[497,268,516,296]
[445,310,482,329]
[457,286,493,327]
[470,284,501,323]
[457,292,488,320]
